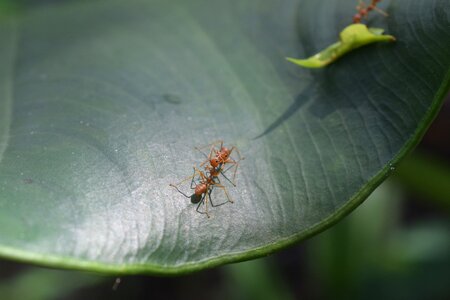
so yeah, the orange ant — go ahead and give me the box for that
[195,140,243,186]
[169,167,232,218]
[353,0,388,24]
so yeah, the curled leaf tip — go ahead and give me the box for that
[287,24,396,69]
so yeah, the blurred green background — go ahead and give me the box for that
[0,99,448,300]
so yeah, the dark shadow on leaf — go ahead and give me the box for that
[307,62,374,120]
[307,72,343,119]
[254,82,316,139]
[254,64,368,140]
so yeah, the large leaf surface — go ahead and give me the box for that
[0,0,449,274]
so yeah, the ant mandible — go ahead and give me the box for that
[353,0,388,24]
[169,167,232,218]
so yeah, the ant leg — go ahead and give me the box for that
[170,167,205,198]
[194,145,212,164]
[169,184,191,198]
[230,160,240,185]
[193,166,207,181]
[229,146,245,162]
[171,167,200,188]
[228,146,245,184]
[371,5,388,16]
[219,164,237,187]
[170,174,193,187]
[195,141,223,159]
[204,191,210,218]
[220,172,235,187]
[195,140,224,151]
[214,160,240,187]
[209,185,230,207]
[196,193,209,218]
[207,187,218,207]
[198,143,217,167]
[214,183,234,204]
[357,0,367,7]
[356,0,365,11]
[194,147,209,159]
[190,167,199,189]
[170,168,200,197]
[222,159,240,186]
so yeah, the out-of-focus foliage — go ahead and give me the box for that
[396,152,450,208]
[307,181,450,300]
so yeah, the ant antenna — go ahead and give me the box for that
[169,184,191,198]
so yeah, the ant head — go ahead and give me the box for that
[221,147,230,155]
[191,194,202,204]
[210,157,220,167]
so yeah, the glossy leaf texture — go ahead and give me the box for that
[0,0,449,274]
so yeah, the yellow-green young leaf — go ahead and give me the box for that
[286,24,395,68]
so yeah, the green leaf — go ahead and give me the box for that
[286,24,396,68]
[0,0,449,275]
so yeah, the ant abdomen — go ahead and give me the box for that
[191,194,202,204]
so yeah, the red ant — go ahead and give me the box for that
[353,0,388,24]
[169,167,232,218]
[195,140,244,186]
